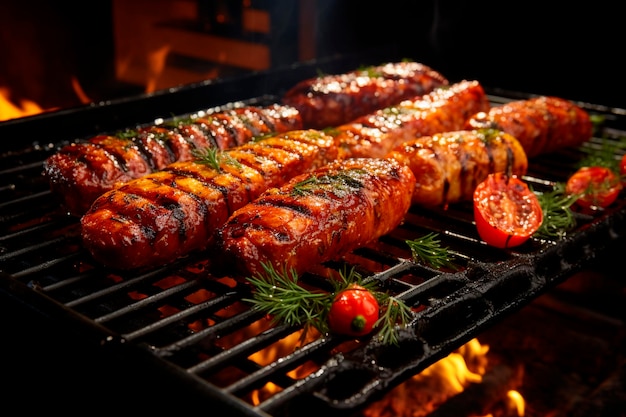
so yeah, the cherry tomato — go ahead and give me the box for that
[565,166,622,209]
[473,172,543,249]
[620,154,626,180]
[327,284,379,337]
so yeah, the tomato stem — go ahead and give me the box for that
[351,315,367,332]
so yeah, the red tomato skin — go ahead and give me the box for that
[620,154,626,182]
[327,284,379,337]
[566,166,622,209]
[473,173,543,249]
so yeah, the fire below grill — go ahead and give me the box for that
[1,56,626,416]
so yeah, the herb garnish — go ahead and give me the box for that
[405,232,456,270]
[291,171,365,197]
[244,263,413,346]
[192,147,242,172]
[533,183,579,240]
[577,137,626,173]
[115,129,139,140]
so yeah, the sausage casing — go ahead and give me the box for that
[332,80,490,159]
[45,104,303,216]
[81,130,337,270]
[387,129,528,206]
[216,157,416,277]
[282,61,449,129]
[464,96,593,158]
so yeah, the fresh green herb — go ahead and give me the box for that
[251,132,275,142]
[192,147,242,171]
[476,128,504,143]
[374,295,413,346]
[577,138,626,173]
[291,171,365,197]
[244,262,413,346]
[115,129,139,140]
[405,232,456,270]
[149,130,171,142]
[245,263,331,333]
[361,65,383,78]
[163,115,195,128]
[533,183,579,240]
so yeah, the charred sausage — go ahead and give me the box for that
[386,129,528,206]
[81,130,338,270]
[282,61,449,129]
[464,96,593,158]
[331,80,490,159]
[216,157,416,277]
[44,104,303,216]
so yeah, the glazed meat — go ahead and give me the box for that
[282,61,449,129]
[465,96,593,158]
[387,129,528,206]
[216,157,416,277]
[332,80,490,159]
[44,104,303,216]
[81,130,338,270]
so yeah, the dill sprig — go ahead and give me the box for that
[405,232,456,270]
[243,262,413,346]
[533,182,579,240]
[192,147,242,172]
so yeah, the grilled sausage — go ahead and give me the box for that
[44,104,303,216]
[216,157,416,277]
[386,129,528,206]
[464,96,593,158]
[81,130,338,270]
[331,80,490,159]
[282,61,449,129]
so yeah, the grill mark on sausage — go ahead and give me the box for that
[331,80,491,159]
[149,129,178,163]
[245,107,276,132]
[70,139,134,174]
[283,61,449,129]
[386,129,528,207]
[81,130,338,269]
[216,158,416,277]
[191,119,221,149]
[465,96,592,158]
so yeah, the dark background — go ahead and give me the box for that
[0,0,624,114]
[314,0,625,108]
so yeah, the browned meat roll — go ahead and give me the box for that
[282,61,449,129]
[216,157,416,277]
[464,96,593,158]
[386,129,528,207]
[331,80,490,159]
[81,130,338,270]
[44,104,303,216]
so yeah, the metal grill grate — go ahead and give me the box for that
[1,85,625,416]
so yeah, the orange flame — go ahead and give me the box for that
[363,338,525,417]
[0,87,45,122]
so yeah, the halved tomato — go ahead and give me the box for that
[565,166,622,209]
[473,172,543,248]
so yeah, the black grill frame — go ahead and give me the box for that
[1,56,626,416]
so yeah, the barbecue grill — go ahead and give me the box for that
[1,54,625,416]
